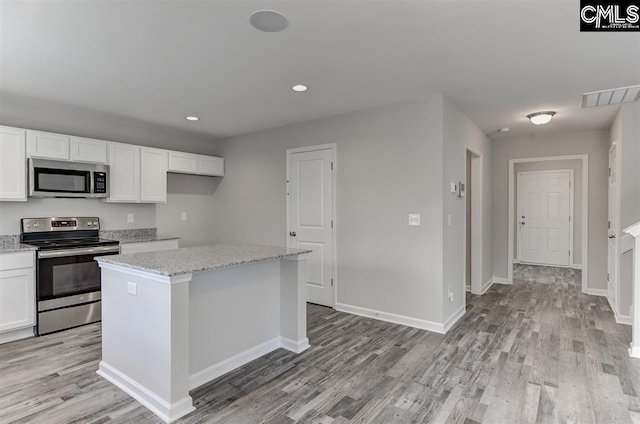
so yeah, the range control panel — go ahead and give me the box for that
[21,217,101,233]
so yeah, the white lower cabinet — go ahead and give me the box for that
[0,251,35,344]
[119,239,179,254]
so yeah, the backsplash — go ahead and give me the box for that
[99,228,157,239]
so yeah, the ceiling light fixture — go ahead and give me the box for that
[291,84,308,92]
[249,10,289,32]
[186,116,199,121]
[527,111,556,125]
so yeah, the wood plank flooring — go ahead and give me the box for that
[1,264,638,423]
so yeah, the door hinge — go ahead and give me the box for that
[331,278,334,287]
[331,220,333,228]
[608,221,611,229]
[331,162,334,170]
[569,250,571,256]
[607,273,610,282]
[609,168,612,177]
[569,216,571,222]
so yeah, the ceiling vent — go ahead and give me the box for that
[582,84,640,108]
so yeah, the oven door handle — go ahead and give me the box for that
[37,245,120,259]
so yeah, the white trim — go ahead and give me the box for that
[609,142,622,321]
[443,304,466,333]
[516,169,574,267]
[286,143,337,308]
[622,234,634,254]
[464,149,484,297]
[587,288,608,297]
[629,345,640,359]
[189,337,282,390]
[571,263,583,270]
[98,361,195,423]
[280,336,310,353]
[492,276,511,285]
[0,326,34,344]
[508,154,588,294]
[335,302,446,334]
[481,278,494,295]
[615,312,632,326]
[465,284,471,292]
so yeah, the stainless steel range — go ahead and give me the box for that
[20,217,120,335]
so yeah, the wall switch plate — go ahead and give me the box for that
[448,285,454,302]
[127,213,134,223]
[451,182,458,194]
[408,214,421,226]
[181,212,187,221]
[127,282,137,296]
[448,214,452,226]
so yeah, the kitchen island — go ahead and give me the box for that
[95,244,311,423]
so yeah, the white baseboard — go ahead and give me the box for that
[481,278,494,295]
[443,304,465,333]
[465,284,471,292]
[98,361,195,423]
[280,336,310,354]
[571,263,583,270]
[629,345,640,359]
[587,288,607,297]
[616,313,632,326]
[492,276,511,285]
[0,327,34,345]
[189,337,281,390]
[336,302,446,334]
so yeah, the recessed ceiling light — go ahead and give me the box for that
[292,85,308,92]
[527,111,556,125]
[186,116,199,121]
[499,127,510,132]
[249,10,289,32]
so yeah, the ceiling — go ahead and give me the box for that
[1,1,639,140]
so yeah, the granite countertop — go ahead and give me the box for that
[0,235,38,254]
[99,228,180,244]
[96,244,312,277]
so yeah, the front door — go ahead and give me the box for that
[608,144,618,305]
[518,170,572,266]
[287,146,335,307]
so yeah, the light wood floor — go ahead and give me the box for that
[1,264,638,423]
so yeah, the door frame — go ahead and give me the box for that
[508,154,588,293]
[516,169,574,267]
[464,149,484,295]
[285,143,337,308]
[608,141,621,316]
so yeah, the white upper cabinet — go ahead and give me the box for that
[198,156,224,176]
[106,142,140,202]
[168,150,224,177]
[69,136,107,164]
[27,130,70,160]
[168,151,199,174]
[0,126,27,202]
[140,147,168,203]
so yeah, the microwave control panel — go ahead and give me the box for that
[94,172,107,194]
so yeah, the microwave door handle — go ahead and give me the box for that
[37,245,120,259]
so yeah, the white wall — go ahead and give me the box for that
[208,98,446,324]
[514,160,583,264]
[443,99,493,320]
[0,95,218,242]
[492,130,609,290]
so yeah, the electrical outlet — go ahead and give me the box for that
[408,214,420,226]
[181,212,187,221]
[127,282,137,296]
[127,213,134,223]
[448,285,454,302]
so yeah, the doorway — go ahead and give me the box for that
[465,149,483,295]
[286,144,337,308]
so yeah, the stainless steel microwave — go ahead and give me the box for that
[29,158,109,198]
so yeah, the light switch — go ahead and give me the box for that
[408,214,421,226]
[451,182,458,194]
[127,213,134,223]
[127,282,137,296]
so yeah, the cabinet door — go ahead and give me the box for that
[70,136,107,164]
[0,126,27,201]
[0,267,35,333]
[198,156,224,176]
[107,142,140,202]
[140,147,168,203]
[27,131,70,160]
[168,151,198,174]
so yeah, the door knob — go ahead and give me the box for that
[289,231,297,237]
[609,234,615,239]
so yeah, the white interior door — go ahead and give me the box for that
[608,145,617,305]
[518,170,571,266]
[288,146,335,307]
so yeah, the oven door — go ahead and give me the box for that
[37,245,120,308]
